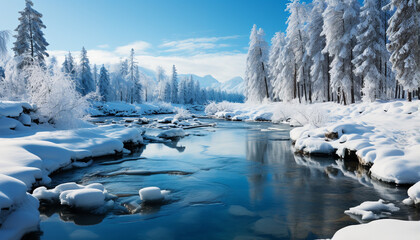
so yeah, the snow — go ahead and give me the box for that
[344,199,399,221]
[207,100,420,184]
[0,100,144,239]
[406,181,420,205]
[33,182,111,209]
[138,187,168,202]
[332,219,420,240]
[157,128,186,139]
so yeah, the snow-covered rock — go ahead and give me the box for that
[403,181,420,205]
[344,199,399,221]
[138,187,168,202]
[157,128,185,139]
[33,182,111,210]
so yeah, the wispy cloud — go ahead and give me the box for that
[48,37,245,82]
[159,36,239,53]
[97,44,110,49]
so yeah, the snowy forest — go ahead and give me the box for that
[0,0,243,121]
[245,0,420,103]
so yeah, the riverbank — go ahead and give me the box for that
[0,101,144,240]
[205,100,420,185]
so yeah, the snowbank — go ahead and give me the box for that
[0,101,144,239]
[332,219,420,240]
[344,199,399,221]
[403,181,420,205]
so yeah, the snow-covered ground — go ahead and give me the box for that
[0,101,144,240]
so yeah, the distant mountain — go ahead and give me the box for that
[221,76,245,94]
[179,74,221,89]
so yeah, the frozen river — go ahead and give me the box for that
[26,117,419,240]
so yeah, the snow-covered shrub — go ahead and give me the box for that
[174,107,191,120]
[205,101,236,115]
[24,64,90,127]
[292,105,328,127]
[0,57,28,100]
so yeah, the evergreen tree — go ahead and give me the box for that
[321,0,360,104]
[268,32,286,101]
[62,52,77,79]
[0,30,9,57]
[353,0,385,102]
[306,0,330,102]
[93,64,98,88]
[98,65,111,102]
[245,24,270,103]
[13,0,49,68]
[171,65,178,103]
[385,0,420,101]
[286,0,309,102]
[77,47,95,96]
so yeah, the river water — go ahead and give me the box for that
[27,117,420,240]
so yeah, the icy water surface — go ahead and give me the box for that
[28,118,420,240]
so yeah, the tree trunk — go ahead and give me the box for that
[293,64,297,99]
[327,54,331,102]
[342,90,347,105]
[408,91,412,102]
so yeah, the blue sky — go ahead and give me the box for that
[0,0,304,82]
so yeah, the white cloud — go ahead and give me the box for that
[48,38,246,82]
[159,36,239,53]
[97,44,110,49]
[114,41,151,55]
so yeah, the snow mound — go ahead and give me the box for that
[404,181,420,205]
[139,187,169,202]
[157,128,185,139]
[344,199,399,221]
[0,101,32,118]
[332,219,420,240]
[33,182,111,210]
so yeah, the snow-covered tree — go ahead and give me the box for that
[385,0,420,101]
[0,30,10,80]
[24,63,89,127]
[268,32,287,101]
[279,43,296,101]
[13,0,49,68]
[170,65,178,103]
[322,0,360,104]
[306,0,330,102]
[98,65,111,102]
[352,0,385,102]
[77,47,95,96]
[286,0,309,102]
[0,30,9,57]
[245,24,270,102]
[62,52,76,79]
[133,66,143,103]
[93,64,98,88]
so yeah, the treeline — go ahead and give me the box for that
[245,0,420,103]
[0,0,243,106]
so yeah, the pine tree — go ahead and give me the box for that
[268,32,286,101]
[93,64,98,88]
[385,0,420,101]
[245,24,270,103]
[133,66,142,103]
[0,30,9,57]
[171,65,178,103]
[352,0,384,102]
[13,0,49,68]
[98,65,111,102]
[322,0,360,105]
[286,0,309,102]
[306,0,330,102]
[77,47,95,96]
[279,43,296,101]
[62,52,77,79]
